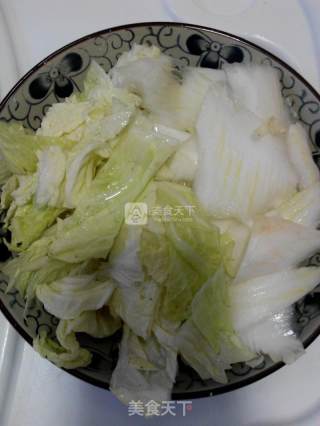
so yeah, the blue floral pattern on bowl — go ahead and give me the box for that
[1,22,320,399]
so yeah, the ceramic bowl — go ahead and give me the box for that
[1,22,320,399]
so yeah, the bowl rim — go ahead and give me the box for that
[1,20,320,400]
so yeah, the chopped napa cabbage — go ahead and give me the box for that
[111,48,179,116]
[239,306,304,364]
[144,241,199,324]
[108,180,229,326]
[152,318,179,351]
[191,268,253,362]
[177,319,254,383]
[107,187,162,337]
[37,102,91,137]
[159,244,201,322]
[36,274,115,320]
[268,182,320,228]
[1,229,88,298]
[194,88,298,222]
[168,67,226,130]
[66,95,135,153]
[1,229,54,288]
[139,181,229,322]
[31,64,139,213]
[213,219,250,277]
[286,123,320,190]
[151,67,226,131]
[113,44,163,68]
[108,225,144,287]
[34,305,121,369]
[11,174,36,206]
[192,272,227,338]
[113,47,228,131]
[225,63,290,126]
[0,121,75,174]
[177,319,229,383]
[1,175,39,247]
[252,116,287,139]
[235,216,320,283]
[63,141,103,208]
[77,60,114,103]
[0,152,12,184]
[49,115,180,263]
[33,320,92,369]
[230,267,320,332]
[78,60,140,108]
[110,281,160,339]
[1,46,319,408]
[79,98,135,145]
[107,204,161,338]
[0,122,42,174]
[196,68,226,85]
[110,326,177,406]
[39,61,139,142]
[1,175,18,210]
[140,227,169,285]
[64,115,133,209]
[156,182,223,280]
[36,146,66,207]
[152,124,190,143]
[157,136,198,183]
[231,267,320,365]
[62,306,121,338]
[8,202,62,252]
